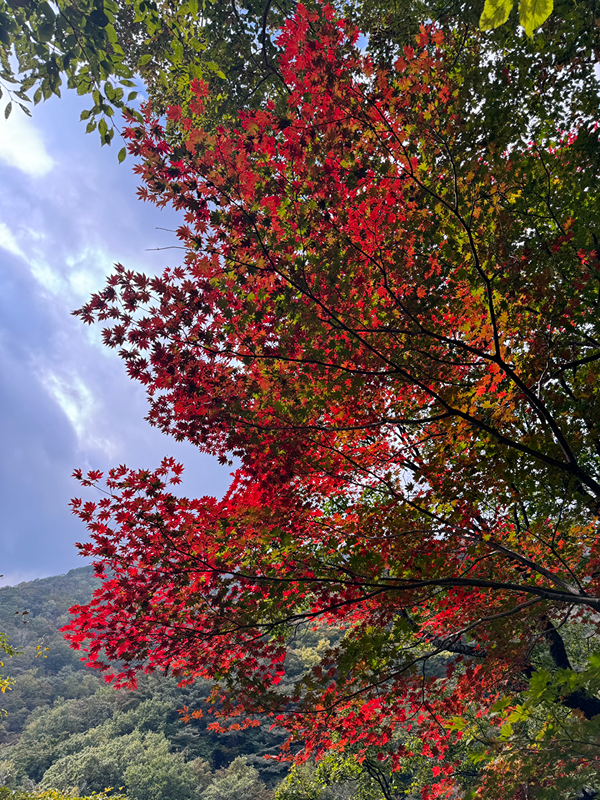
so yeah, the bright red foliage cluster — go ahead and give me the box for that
[65,5,600,797]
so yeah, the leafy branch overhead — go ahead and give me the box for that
[0,0,295,156]
[0,0,234,154]
[0,0,142,146]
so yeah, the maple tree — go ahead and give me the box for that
[64,3,600,798]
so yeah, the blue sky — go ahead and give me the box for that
[0,92,230,586]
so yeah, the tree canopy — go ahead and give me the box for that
[54,1,600,797]
[3,0,600,153]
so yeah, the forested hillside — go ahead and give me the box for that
[0,568,295,799]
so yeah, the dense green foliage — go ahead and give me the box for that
[0,788,125,800]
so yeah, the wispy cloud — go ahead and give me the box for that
[39,368,117,457]
[0,110,54,177]
[0,221,25,258]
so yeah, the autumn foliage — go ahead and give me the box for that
[65,5,600,798]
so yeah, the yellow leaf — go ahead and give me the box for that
[480,0,514,30]
[519,0,553,36]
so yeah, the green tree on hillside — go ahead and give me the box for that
[0,632,18,711]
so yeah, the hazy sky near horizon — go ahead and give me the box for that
[0,92,231,587]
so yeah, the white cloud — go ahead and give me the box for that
[0,221,24,258]
[27,256,65,297]
[40,369,116,456]
[64,245,114,300]
[2,232,114,308]
[0,110,54,177]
